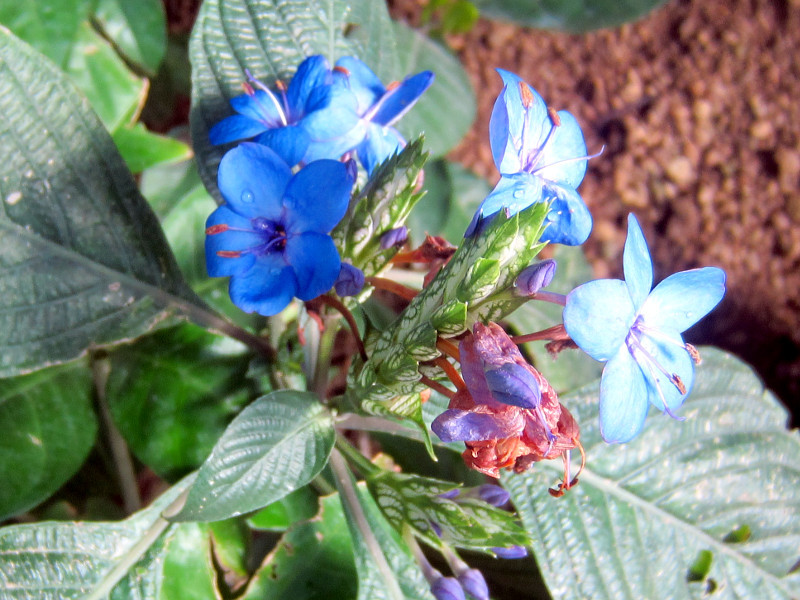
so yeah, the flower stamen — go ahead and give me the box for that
[244,69,288,126]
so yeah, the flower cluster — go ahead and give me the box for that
[205,55,433,315]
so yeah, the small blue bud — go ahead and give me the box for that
[438,489,461,500]
[457,569,489,600]
[515,259,557,296]
[380,226,409,249]
[492,545,528,559]
[345,157,359,182]
[334,263,365,297]
[431,576,466,600]
[476,484,509,507]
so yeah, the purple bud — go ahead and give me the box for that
[515,259,557,296]
[476,484,509,507]
[431,576,466,600]
[457,569,489,600]
[334,263,365,297]
[429,520,443,538]
[345,157,359,182]
[492,545,528,559]
[483,363,541,409]
[439,488,461,500]
[380,226,409,249]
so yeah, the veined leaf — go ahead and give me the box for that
[0,29,196,377]
[504,348,800,600]
[93,0,167,76]
[189,0,399,199]
[174,390,335,522]
[0,361,96,520]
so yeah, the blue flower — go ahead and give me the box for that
[563,214,726,443]
[205,143,355,316]
[209,55,360,167]
[328,57,434,174]
[467,70,592,245]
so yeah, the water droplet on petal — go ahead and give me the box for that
[512,189,524,199]
[241,189,254,203]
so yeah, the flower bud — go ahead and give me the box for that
[431,576,466,600]
[475,484,509,507]
[457,569,489,600]
[380,226,409,249]
[334,263,365,297]
[492,545,528,559]
[515,259,556,296]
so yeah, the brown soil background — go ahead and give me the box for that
[390,0,800,414]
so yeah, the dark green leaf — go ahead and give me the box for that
[506,244,602,393]
[106,323,254,479]
[505,348,800,600]
[247,486,319,531]
[93,0,167,75]
[0,362,96,520]
[0,479,190,599]
[175,390,335,522]
[474,0,669,32]
[0,29,195,377]
[392,21,475,158]
[111,124,191,174]
[242,493,358,599]
[189,0,399,198]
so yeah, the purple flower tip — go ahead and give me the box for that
[492,545,528,559]
[515,259,557,296]
[457,569,489,600]
[438,488,461,500]
[345,157,359,182]
[476,484,510,507]
[334,263,365,297]
[380,226,409,249]
[431,576,466,600]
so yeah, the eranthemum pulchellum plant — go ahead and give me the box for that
[5,2,797,599]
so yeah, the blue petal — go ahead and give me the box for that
[534,110,588,189]
[286,55,331,117]
[371,71,434,126]
[217,143,292,219]
[488,89,517,172]
[334,57,384,114]
[303,120,367,163]
[209,114,268,145]
[431,409,519,442]
[484,363,541,409]
[638,327,693,414]
[205,206,258,277]
[228,255,297,316]
[622,214,653,309]
[283,160,354,234]
[539,183,592,246]
[231,90,283,125]
[599,346,650,443]
[477,174,544,221]
[254,124,310,167]
[563,279,636,361]
[639,267,726,333]
[355,124,405,174]
[302,85,361,140]
[285,232,341,300]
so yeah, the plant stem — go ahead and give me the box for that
[510,323,570,345]
[311,315,338,399]
[91,354,141,514]
[420,375,455,399]
[329,449,405,600]
[335,435,379,476]
[317,294,367,361]
[336,414,422,438]
[366,276,419,301]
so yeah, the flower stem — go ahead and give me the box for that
[511,323,571,345]
[531,290,567,306]
[329,449,405,600]
[317,294,367,361]
[335,435,379,476]
[366,276,419,301]
[420,375,455,399]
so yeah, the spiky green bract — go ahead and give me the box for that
[332,138,428,285]
[352,201,549,444]
[367,471,530,552]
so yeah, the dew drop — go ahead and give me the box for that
[240,189,255,203]
[5,191,22,205]
[512,189,524,199]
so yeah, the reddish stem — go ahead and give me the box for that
[316,295,368,362]
[511,324,571,345]
[419,375,455,399]
[366,276,419,301]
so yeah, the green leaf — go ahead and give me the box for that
[392,21,475,158]
[0,362,96,520]
[0,479,190,599]
[242,493,358,599]
[247,486,319,531]
[504,348,800,600]
[106,323,253,479]
[506,244,602,393]
[0,29,195,377]
[175,390,336,522]
[189,0,399,198]
[111,124,192,174]
[160,523,218,600]
[473,0,669,32]
[65,21,145,132]
[0,1,93,69]
[92,0,167,75]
